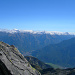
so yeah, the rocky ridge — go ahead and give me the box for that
[0,41,41,75]
[25,56,53,71]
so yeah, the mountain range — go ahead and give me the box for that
[0,29,74,55]
[31,37,75,68]
[0,29,74,35]
[0,29,75,68]
[0,42,75,75]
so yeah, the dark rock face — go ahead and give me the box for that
[0,42,41,75]
[0,60,12,75]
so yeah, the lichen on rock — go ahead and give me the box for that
[0,42,41,75]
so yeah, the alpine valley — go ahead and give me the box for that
[0,42,75,75]
[31,37,75,68]
[0,29,75,68]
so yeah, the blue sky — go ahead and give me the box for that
[0,0,75,32]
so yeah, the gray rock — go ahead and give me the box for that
[0,41,41,75]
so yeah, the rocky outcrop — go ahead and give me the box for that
[0,41,41,75]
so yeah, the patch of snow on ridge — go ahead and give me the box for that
[12,29,33,33]
[0,29,75,35]
[0,29,33,33]
[45,31,70,35]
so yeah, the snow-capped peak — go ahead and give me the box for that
[0,29,74,35]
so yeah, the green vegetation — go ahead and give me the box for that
[25,56,52,70]
[14,48,18,51]
[46,63,62,69]
[0,41,2,44]
[9,60,12,63]
[30,65,36,71]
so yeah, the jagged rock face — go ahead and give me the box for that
[0,42,41,75]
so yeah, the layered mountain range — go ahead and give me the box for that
[0,29,74,55]
[0,42,75,75]
[31,37,75,68]
[0,29,75,68]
